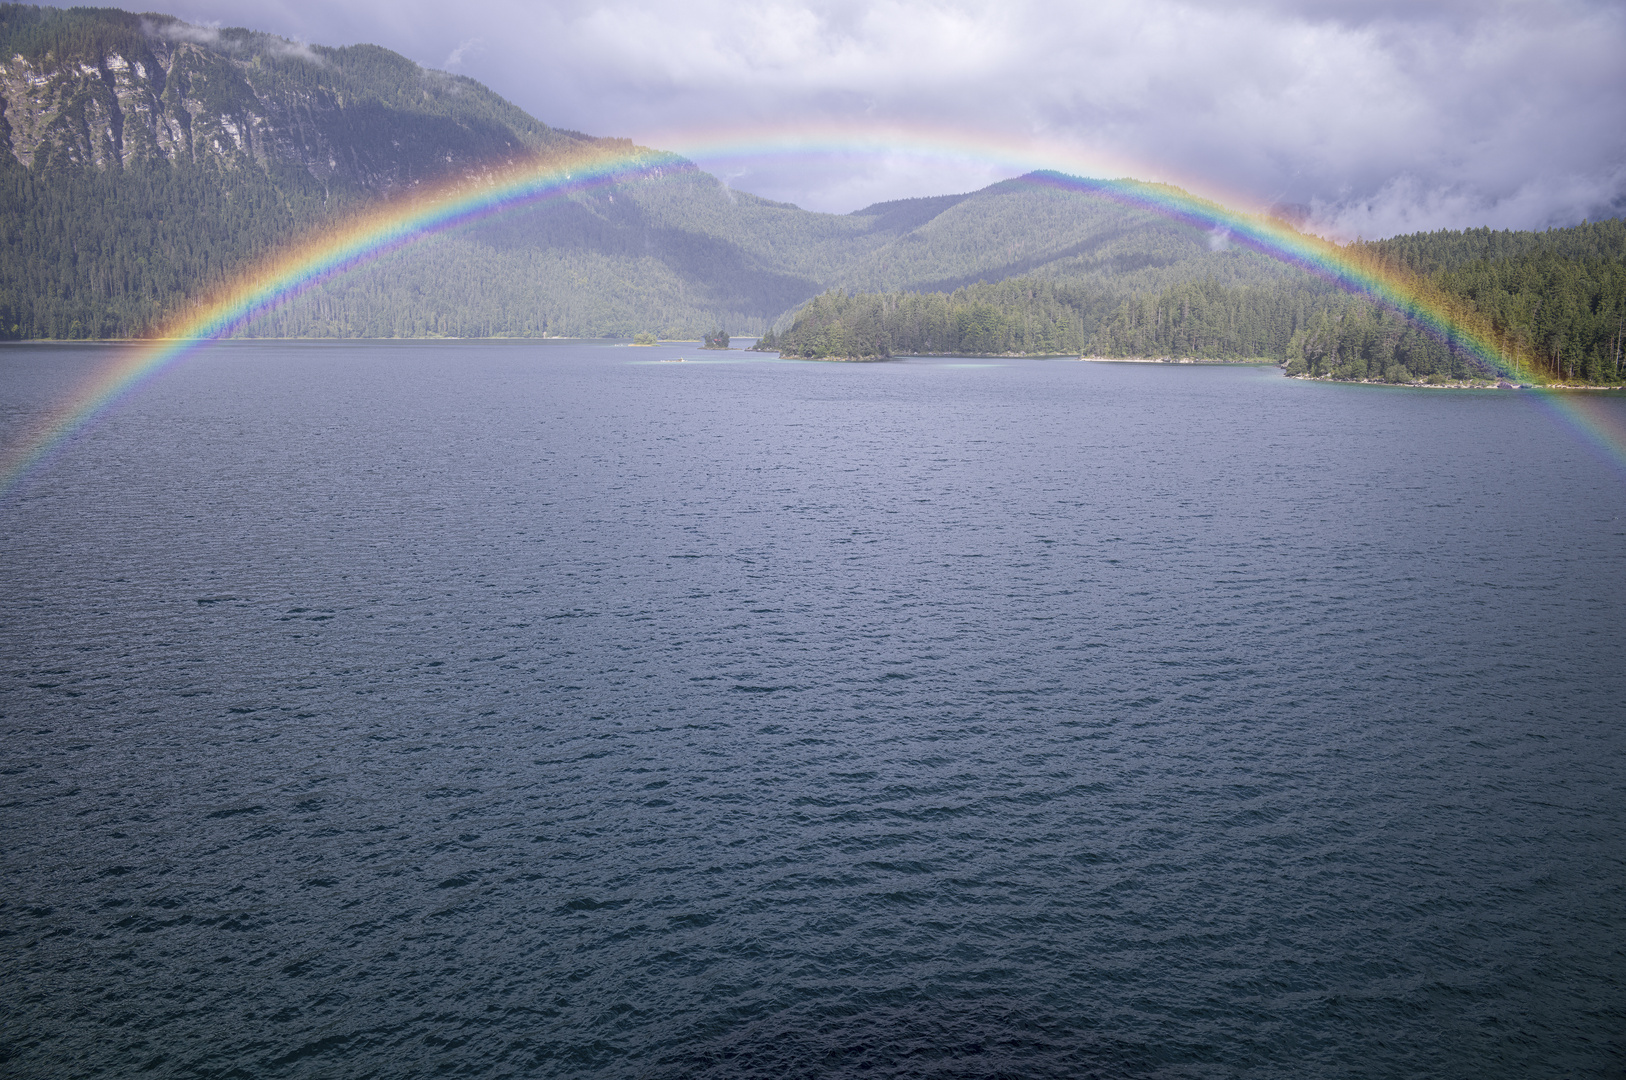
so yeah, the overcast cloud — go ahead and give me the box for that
[158,0,1625,237]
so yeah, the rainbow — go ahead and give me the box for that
[0,130,1618,496]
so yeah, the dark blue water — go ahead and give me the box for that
[2,340,1624,1079]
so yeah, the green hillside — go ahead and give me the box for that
[0,2,598,337]
[836,176,1305,298]
[1287,222,1626,383]
[759,277,1326,362]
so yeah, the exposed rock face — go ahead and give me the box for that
[0,15,581,192]
[1,41,223,171]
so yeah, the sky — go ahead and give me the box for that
[156,0,1624,239]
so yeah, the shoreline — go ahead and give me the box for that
[789,355,893,363]
[0,335,722,345]
[1078,355,1271,365]
[8,338,1617,390]
[1288,374,1626,391]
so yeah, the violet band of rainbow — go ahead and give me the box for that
[2,139,1618,498]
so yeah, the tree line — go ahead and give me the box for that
[760,220,1626,384]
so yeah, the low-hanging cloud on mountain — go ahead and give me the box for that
[165,0,1625,237]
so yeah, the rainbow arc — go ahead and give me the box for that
[0,134,1617,496]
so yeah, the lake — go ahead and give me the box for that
[2,339,1623,1078]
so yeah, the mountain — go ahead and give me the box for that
[0,4,1321,341]
[247,167,1311,341]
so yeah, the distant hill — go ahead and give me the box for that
[259,166,1311,341]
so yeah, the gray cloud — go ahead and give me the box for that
[141,12,324,63]
[263,36,323,64]
[141,15,222,43]
[157,0,1626,235]
[442,38,482,70]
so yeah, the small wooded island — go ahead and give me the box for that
[749,222,1626,384]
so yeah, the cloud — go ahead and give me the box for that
[263,37,324,64]
[443,38,482,70]
[142,16,325,65]
[142,17,222,44]
[1308,169,1626,241]
[155,0,1626,235]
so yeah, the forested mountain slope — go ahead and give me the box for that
[0,2,601,337]
[1287,221,1626,383]
[837,175,1305,299]
[1098,221,1626,382]
[1352,223,1626,276]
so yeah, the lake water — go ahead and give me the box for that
[2,339,1624,1079]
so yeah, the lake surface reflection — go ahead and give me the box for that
[3,340,1624,1078]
